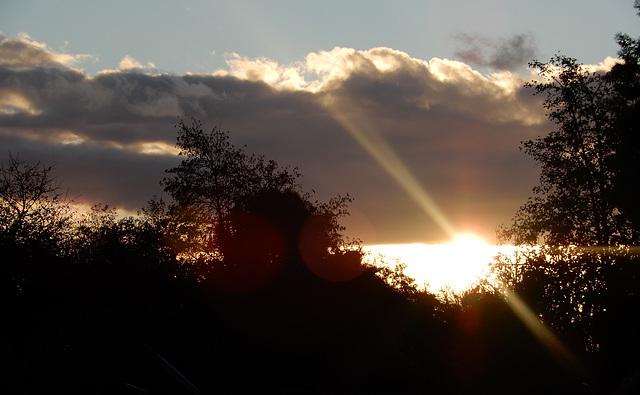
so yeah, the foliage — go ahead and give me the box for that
[161,117,302,262]
[494,8,640,386]
[0,153,74,296]
[366,253,419,298]
[502,19,640,248]
[501,56,625,246]
[72,203,175,273]
[160,117,369,288]
[0,152,74,250]
[607,29,640,234]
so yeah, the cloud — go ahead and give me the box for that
[119,55,156,71]
[0,33,97,70]
[219,46,541,124]
[0,33,566,243]
[454,33,538,71]
[222,52,307,90]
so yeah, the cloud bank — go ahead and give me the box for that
[0,33,558,243]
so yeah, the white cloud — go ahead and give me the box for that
[119,55,145,70]
[97,55,158,75]
[218,47,542,125]
[303,47,363,88]
[0,33,97,70]
[587,56,623,73]
[224,52,307,90]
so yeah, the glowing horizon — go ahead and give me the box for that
[363,238,510,294]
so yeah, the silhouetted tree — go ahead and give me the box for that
[72,203,175,277]
[209,188,312,290]
[366,255,420,299]
[502,55,624,246]
[161,118,302,264]
[495,7,640,390]
[161,118,368,286]
[0,153,74,296]
[608,21,640,235]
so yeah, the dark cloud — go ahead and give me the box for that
[0,36,549,243]
[454,33,538,71]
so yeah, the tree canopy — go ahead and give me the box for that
[501,53,637,246]
[495,8,640,387]
[161,117,303,263]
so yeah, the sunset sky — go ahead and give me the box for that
[1,0,639,245]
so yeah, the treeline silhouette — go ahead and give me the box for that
[3,5,640,394]
[0,128,568,394]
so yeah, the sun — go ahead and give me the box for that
[444,234,496,284]
[452,234,487,247]
[422,233,496,292]
[364,233,499,294]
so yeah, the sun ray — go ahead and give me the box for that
[324,96,585,376]
[323,97,457,238]
[500,286,586,375]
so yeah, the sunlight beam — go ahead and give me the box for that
[325,96,588,378]
[501,287,586,376]
[324,98,456,238]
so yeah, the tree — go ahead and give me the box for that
[495,7,640,384]
[0,153,74,295]
[501,55,624,247]
[607,22,640,234]
[72,203,175,275]
[0,153,73,246]
[162,117,302,263]
[210,188,313,290]
[496,54,637,345]
[161,118,366,287]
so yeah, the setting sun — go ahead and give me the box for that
[364,233,501,294]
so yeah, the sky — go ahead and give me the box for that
[1,1,639,245]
